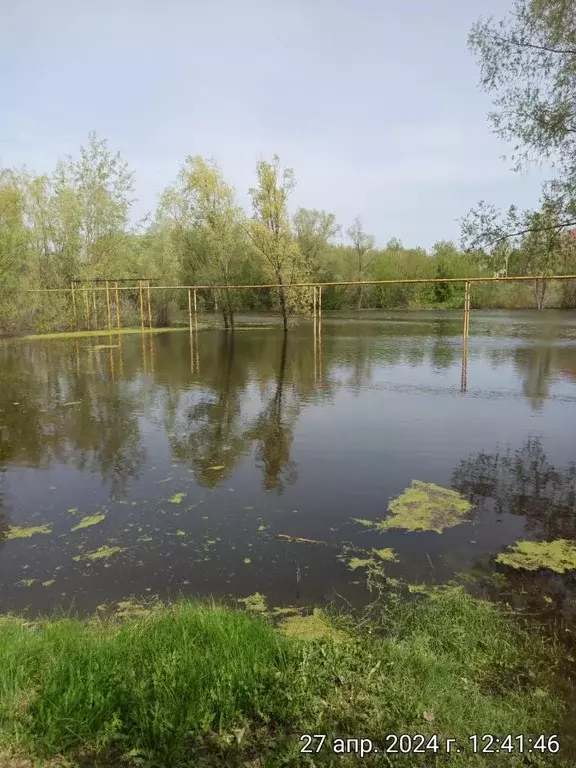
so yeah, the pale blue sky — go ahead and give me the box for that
[1,0,548,249]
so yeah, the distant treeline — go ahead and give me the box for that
[2,133,576,334]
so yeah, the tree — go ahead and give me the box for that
[346,216,375,309]
[0,170,29,329]
[248,155,307,331]
[59,132,134,270]
[160,156,245,329]
[462,196,566,309]
[469,0,576,231]
[293,207,340,278]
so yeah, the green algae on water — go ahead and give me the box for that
[42,579,56,587]
[496,539,576,573]
[239,593,267,613]
[352,518,374,528]
[243,557,251,564]
[73,545,124,562]
[169,492,186,504]
[18,579,37,587]
[373,547,398,562]
[379,481,472,533]
[71,513,106,531]
[6,524,52,540]
[279,608,347,642]
[347,557,375,571]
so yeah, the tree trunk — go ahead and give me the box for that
[533,278,548,310]
[278,285,289,332]
[225,285,235,331]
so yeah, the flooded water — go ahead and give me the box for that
[1,310,575,618]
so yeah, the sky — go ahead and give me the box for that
[1,0,550,250]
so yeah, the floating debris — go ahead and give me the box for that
[496,539,576,573]
[90,344,119,351]
[378,481,472,533]
[67,507,79,515]
[71,513,106,531]
[42,579,56,587]
[278,534,327,545]
[6,524,52,540]
[209,465,225,471]
[169,492,186,504]
[18,579,37,587]
[243,557,251,564]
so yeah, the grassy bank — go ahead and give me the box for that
[0,590,571,767]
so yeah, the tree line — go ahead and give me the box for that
[2,0,576,334]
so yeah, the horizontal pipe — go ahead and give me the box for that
[21,274,576,293]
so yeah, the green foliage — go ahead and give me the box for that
[3,131,576,338]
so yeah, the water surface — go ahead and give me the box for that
[1,310,575,617]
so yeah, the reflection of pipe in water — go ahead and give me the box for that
[460,281,471,393]
[117,334,124,377]
[109,343,115,383]
[141,331,147,374]
[75,341,81,376]
[148,332,155,374]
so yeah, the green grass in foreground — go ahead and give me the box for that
[0,591,570,767]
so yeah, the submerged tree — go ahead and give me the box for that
[159,156,245,329]
[248,155,308,331]
[347,216,376,310]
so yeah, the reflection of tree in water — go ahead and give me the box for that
[513,345,554,410]
[0,471,11,548]
[167,334,250,487]
[452,437,576,539]
[245,336,299,492]
[0,343,146,496]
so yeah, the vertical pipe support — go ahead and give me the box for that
[115,281,121,329]
[105,280,112,331]
[147,280,153,330]
[71,282,78,330]
[138,280,145,332]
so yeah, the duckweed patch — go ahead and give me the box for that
[71,513,106,531]
[496,539,576,573]
[347,557,375,570]
[379,480,472,533]
[278,608,347,642]
[6,525,52,540]
[373,547,399,562]
[239,593,267,613]
[169,492,186,504]
[73,546,124,562]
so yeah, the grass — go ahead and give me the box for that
[0,590,571,767]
